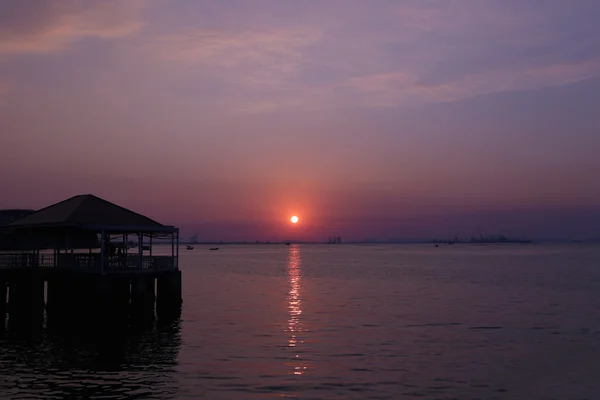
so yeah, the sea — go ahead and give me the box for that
[1,243,600,399]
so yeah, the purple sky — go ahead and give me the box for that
[1,1,600,241]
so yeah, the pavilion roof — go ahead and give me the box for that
[6,194,175,232]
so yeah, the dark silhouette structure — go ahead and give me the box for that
[0,194,182,334]
[327,236,342,244]
[0,209,36,250]
[0,209,36,226]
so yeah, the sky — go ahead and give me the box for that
[1,0,600,241]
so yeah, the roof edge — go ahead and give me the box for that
[5,194,85,227]
[83,194,166,227]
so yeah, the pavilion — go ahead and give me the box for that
[0,194,179,274]
[0,194,182,332]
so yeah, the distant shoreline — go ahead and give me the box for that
[175,239,600,245]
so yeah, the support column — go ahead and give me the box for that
[171,233,175,262]
[131,276,155,325]
[65,274,95,327]
[7,270,45,335]
[156,270,182,320]
[138,233,143,270]
[46,273,69,324]
[102,275,130,333]
[175,230,179,269]
[92,275,130,325]
[100,230,105,274]
[0,280,6,331]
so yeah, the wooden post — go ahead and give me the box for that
[131,276,155,325]
[0,280,6,331]
[171,232,175,269]
[157,270,182,320]
[175,230,179,269]
[100,230,105,274]
[7,270,45,336]
[138,232,143,270]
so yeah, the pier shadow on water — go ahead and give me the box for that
[0,315,182,399]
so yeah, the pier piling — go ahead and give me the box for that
[0,280,6,330]
[131,276,156,325]
[157,270,183,320]
[0,193,182,335]
[6,270,45,333]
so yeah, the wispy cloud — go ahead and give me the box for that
[0,0,145,55]
[141,1,600,114]
[157,28,320,67]
[346,57,600,108]
[3,0,600,114]
[154,27,322,91]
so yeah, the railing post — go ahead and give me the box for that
[171,231,175,269]
[138,232,143,271]
[100,230,105,274]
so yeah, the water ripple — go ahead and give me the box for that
[3,244,600,399]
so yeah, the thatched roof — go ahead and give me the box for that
[6,194,174,232]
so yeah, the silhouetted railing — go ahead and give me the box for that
[0,253,176,273]
[0,253,53,268]
[104,255,176,273]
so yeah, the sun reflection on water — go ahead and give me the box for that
[286,245,307,375]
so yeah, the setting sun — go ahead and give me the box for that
[290,216,299,224]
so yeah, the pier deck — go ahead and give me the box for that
[0,252,177,274]
[0,194,183,335]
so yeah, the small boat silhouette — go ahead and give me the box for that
[186,245,194,250]
[209,247,219,251]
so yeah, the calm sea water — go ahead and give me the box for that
[2,243,600,399]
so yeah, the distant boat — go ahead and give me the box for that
[209,247,219,251]
[186,245,194,250]
[285,242,291,245]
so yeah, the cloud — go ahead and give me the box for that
[346,57,600,108]
[154,27,322,88]
[0,0,144,55]
[157,28,320,66]
[149,26,328,114]
[5,1,598,115]
[143,1,600,114]
[337,0,600,108]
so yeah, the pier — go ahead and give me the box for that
[0,194,182,335]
